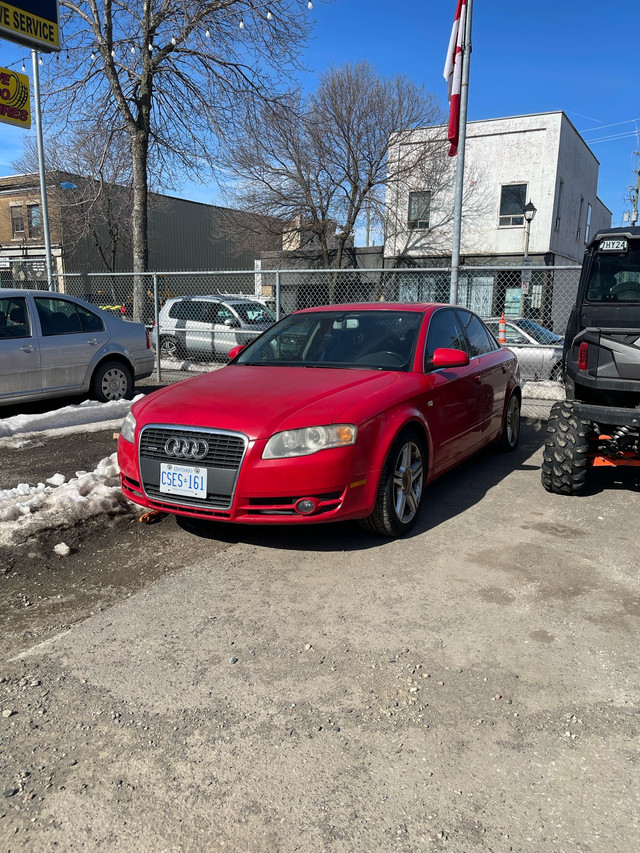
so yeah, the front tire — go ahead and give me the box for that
[360,428,426,537]
[541,401,591,495]
[91,361,133,403]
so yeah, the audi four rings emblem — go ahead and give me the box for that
[164,437,209,460]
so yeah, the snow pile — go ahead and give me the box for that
[0,453,130,546]
[0,396,142,442]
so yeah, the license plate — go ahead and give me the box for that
[599,239,628,252]
[159,463,207,498]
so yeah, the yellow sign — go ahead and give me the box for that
[0,66,30,128]
[0,2,59,52]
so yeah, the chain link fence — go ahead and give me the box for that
[48,264,581,417]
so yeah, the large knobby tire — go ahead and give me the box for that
[541,401,591,495]
[499,391,521,452]
[360,428,426,537]
[91,360,133,403]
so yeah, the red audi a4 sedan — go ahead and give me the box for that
[118,303,520,537]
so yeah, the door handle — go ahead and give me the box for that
[502,365,507,374]
[20,344,35,353]
[87,338,99,346]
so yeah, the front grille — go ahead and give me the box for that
[140,427,245,468]
[138,425,247,510]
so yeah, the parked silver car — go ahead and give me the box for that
[484,317,563,381]
[154,295,276,361]
[0,289,154,406]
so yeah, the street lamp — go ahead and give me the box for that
[523,200,537,258]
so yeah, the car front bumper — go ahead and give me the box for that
[118,433,378,525]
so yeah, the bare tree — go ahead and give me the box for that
[44,0,315,319]
[222,61,445,272]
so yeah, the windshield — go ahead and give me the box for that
[585,242,640,303]
[234,309,422,370]
[230,302,276,324]
[513,319,562,344]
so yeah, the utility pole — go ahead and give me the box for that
[630,151,639,226]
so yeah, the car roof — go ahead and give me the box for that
[168,294,260,303]
[295,302,450,315]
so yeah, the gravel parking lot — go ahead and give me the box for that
[1,410,639,852]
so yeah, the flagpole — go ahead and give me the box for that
[449,0,473,305]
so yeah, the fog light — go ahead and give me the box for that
[295,498,317,515]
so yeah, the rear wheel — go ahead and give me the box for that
[91,361,133,403]
[499,392,521,452]
[541,401,591,495]
[360,428,426,537]
[160,336,183,359]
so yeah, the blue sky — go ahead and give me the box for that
[0,0,638,227]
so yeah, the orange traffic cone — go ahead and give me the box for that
[498,312,506,344]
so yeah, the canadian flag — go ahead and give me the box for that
[443,0,467,157]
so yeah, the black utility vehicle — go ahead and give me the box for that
[542,226,640,494]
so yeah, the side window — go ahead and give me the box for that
[213,304,235,324]
[457,310,499,357]
[425,308,467,368]
[168,300,189,321]
[0,297,30,339]
[77,304,104,333]
[35,298,83,336]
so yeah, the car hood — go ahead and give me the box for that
[132,365,405,439]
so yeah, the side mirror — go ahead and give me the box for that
[228,344,245,360]
[431,347,470,368]
[224,317,240,328]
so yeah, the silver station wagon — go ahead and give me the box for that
[0,289,154,406]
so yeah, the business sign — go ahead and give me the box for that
[0,66,30,127]
[0,1,59,52]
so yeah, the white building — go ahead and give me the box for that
[385,111,611,265]
[384,112,611,328]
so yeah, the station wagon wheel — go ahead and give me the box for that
[91,361,133,403]
[499,391,521,452]
[160,335,183,359]
[361,428,426,537]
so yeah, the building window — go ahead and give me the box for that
[27,204,42,239]
[499,184,526,226]
[554,178,564,230]
[585,203,592,243]
[408,191,431,230]
[10,206,24,237]
[577,196,584,241]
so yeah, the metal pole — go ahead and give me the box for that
[449,0,473,305]
[275,270,281,320]
[153,273,161,382]
[31,50,54,292]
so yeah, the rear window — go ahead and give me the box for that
[585,242,640,303]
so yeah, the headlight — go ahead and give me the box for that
[121,410,137,443]
[262,424,357,459]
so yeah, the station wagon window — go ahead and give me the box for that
[499,184,526,226]
[35,297,104,336]
[425,308,466,367]
[0,296,30,339]
[457,310,499,356]
[213,303,236,324]
[10,206,24,237]
[168,300,194,321]
[408,191,431,230]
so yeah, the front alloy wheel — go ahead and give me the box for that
[361,429,425,537]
